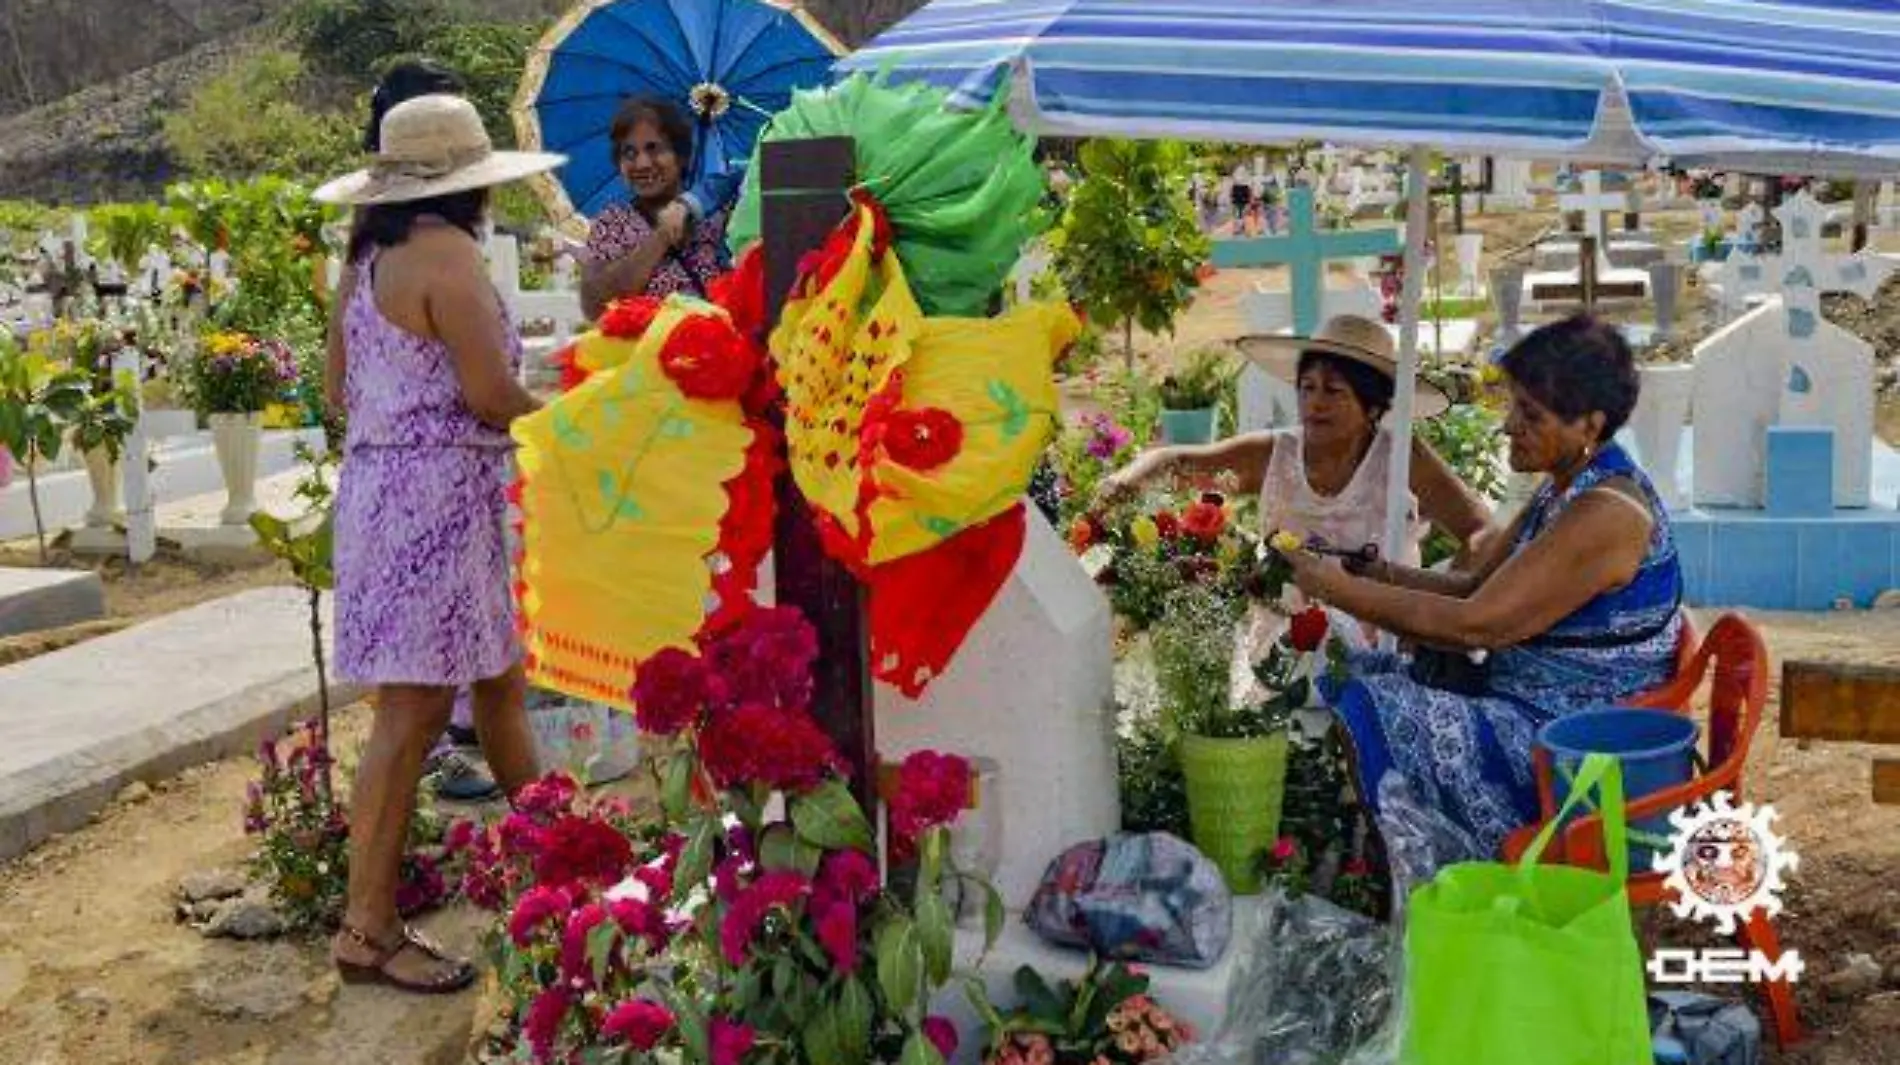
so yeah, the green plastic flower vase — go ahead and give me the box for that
[1179,731,1290,894]
[1159,407,1218,445]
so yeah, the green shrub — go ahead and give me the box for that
[163,50,358,181]
[426,22,545,149]
[287,0,454,81]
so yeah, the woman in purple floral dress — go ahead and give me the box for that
[579,96,730,319]
[316,94,563,994]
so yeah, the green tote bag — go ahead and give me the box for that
[1403,753,1654,1065]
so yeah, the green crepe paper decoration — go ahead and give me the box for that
[727,73,1047,318]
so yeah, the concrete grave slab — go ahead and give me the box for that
[0,567,105,638]
[0,587,362,861]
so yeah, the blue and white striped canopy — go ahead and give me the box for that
[840,0,1900,175]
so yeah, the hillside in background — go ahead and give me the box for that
[0,0,924,205]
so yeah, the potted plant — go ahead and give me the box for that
[1155,348,1230,445]
[193,330,297,525]
[70,371,139,528]
[1154,582,1330,894]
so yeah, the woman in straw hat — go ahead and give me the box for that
[1285,316,1684,880]
[1098,312,1491,592]
[315,94,564,993]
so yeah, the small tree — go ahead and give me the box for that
[0,334,89,562]
[1050,139,1211,368]
[250,442,339,800]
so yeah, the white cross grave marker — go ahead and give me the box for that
[138,245,171,299]
[111,347,157,564]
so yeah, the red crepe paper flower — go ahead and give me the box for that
[888,750,972,841]
[603,999,675,1050]
[1288,607,1330,653]
[631,647,717,735]
[879,407,964,472]
[870,506,1026,698]
[658,314,759,400]
[1181,500,1227,543]
[549,342,590,393]
[600,295,663,340]
[697,704,842,793]
[710,247,767,342]
[703,422,782,639]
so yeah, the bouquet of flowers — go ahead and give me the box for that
[981,959,1195,1065]
[193,330,297,415]
[460,605,999,1065]
[1071,492,1271,632]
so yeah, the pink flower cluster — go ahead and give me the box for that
[1104,994,1194,1062]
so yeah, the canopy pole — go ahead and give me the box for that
[1379,145,1431,651]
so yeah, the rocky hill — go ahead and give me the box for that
[0,0,927,204]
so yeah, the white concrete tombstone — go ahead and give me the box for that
[138,245,170,298]
[552,252,578,292]
[873,508,1118,909]
[1238,278,1382,432]
[1455,233,1485,296]
[1880,181,1899,230]
[207,249,232,288]
[111,347,157,564]
[1692,296,1875,509]
[1735,203,1765,248]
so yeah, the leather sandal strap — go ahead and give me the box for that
[339,922,404,966]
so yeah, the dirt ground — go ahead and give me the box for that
[0,609,1893,1064]
[0,542,292,666]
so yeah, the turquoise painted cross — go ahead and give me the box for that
[1210,186,1403,335]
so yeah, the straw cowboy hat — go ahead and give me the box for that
[315,94,566,207]
[1235,314,1450,419]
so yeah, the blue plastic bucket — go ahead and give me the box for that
[1537,708,1699,872]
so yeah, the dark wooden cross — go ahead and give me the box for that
[1781,661,1900,805]
[1430,158,1494,235]
[1527,235,1646,310]
[757,137,878,806]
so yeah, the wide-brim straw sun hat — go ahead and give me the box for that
[315,94,566,207]
[1235,314,1450,419]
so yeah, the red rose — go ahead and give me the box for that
[603,999,675,1051]
[880,407,964,472]
[1153,509,1182,539]
[1271,836,1299,863]
[658,314,759,400]
[600,295,662,340]
[631,648,716,735]
[1181,501,1227,543]
[1288,607,1330,653]
[888,750,972,841]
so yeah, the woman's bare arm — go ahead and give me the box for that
[1098,432,1276,506]
[427,237,541,429]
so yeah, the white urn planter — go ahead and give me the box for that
[209,412,264,525]
[81,447,124,527]
[1632,362,1695,510]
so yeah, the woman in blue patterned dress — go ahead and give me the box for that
[1285,316,1684,881]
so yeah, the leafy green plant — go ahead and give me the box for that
[88,203,177,274]
[1414,402,1505,566]
[428,22,545,149]
[162,50,359,181]
[288,0,455,82]
[1156,348,1233,411]
[1051,140,1211,367]
[69,370,139,463]
[1116,713,1189,840]
[252,441,338,776]
[1150,585,1247,735]
[980,959,1194,1065]
[0,334,89,561]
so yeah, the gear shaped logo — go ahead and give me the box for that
[1652,791,1798,935]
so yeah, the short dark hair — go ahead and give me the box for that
[1498,315,1640,441]
[366,60,465,151]
[1297,350,1396,421]
[609,96,694,170]
[346,189,489,262]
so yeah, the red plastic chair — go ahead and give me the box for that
[1501,613,1802,1049]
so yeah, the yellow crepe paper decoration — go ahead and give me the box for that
[513,303,755,709]
[771,204,1077,566]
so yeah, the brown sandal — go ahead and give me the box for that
[334,923,477,994]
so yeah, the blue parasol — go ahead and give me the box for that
[515,0,844,235]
